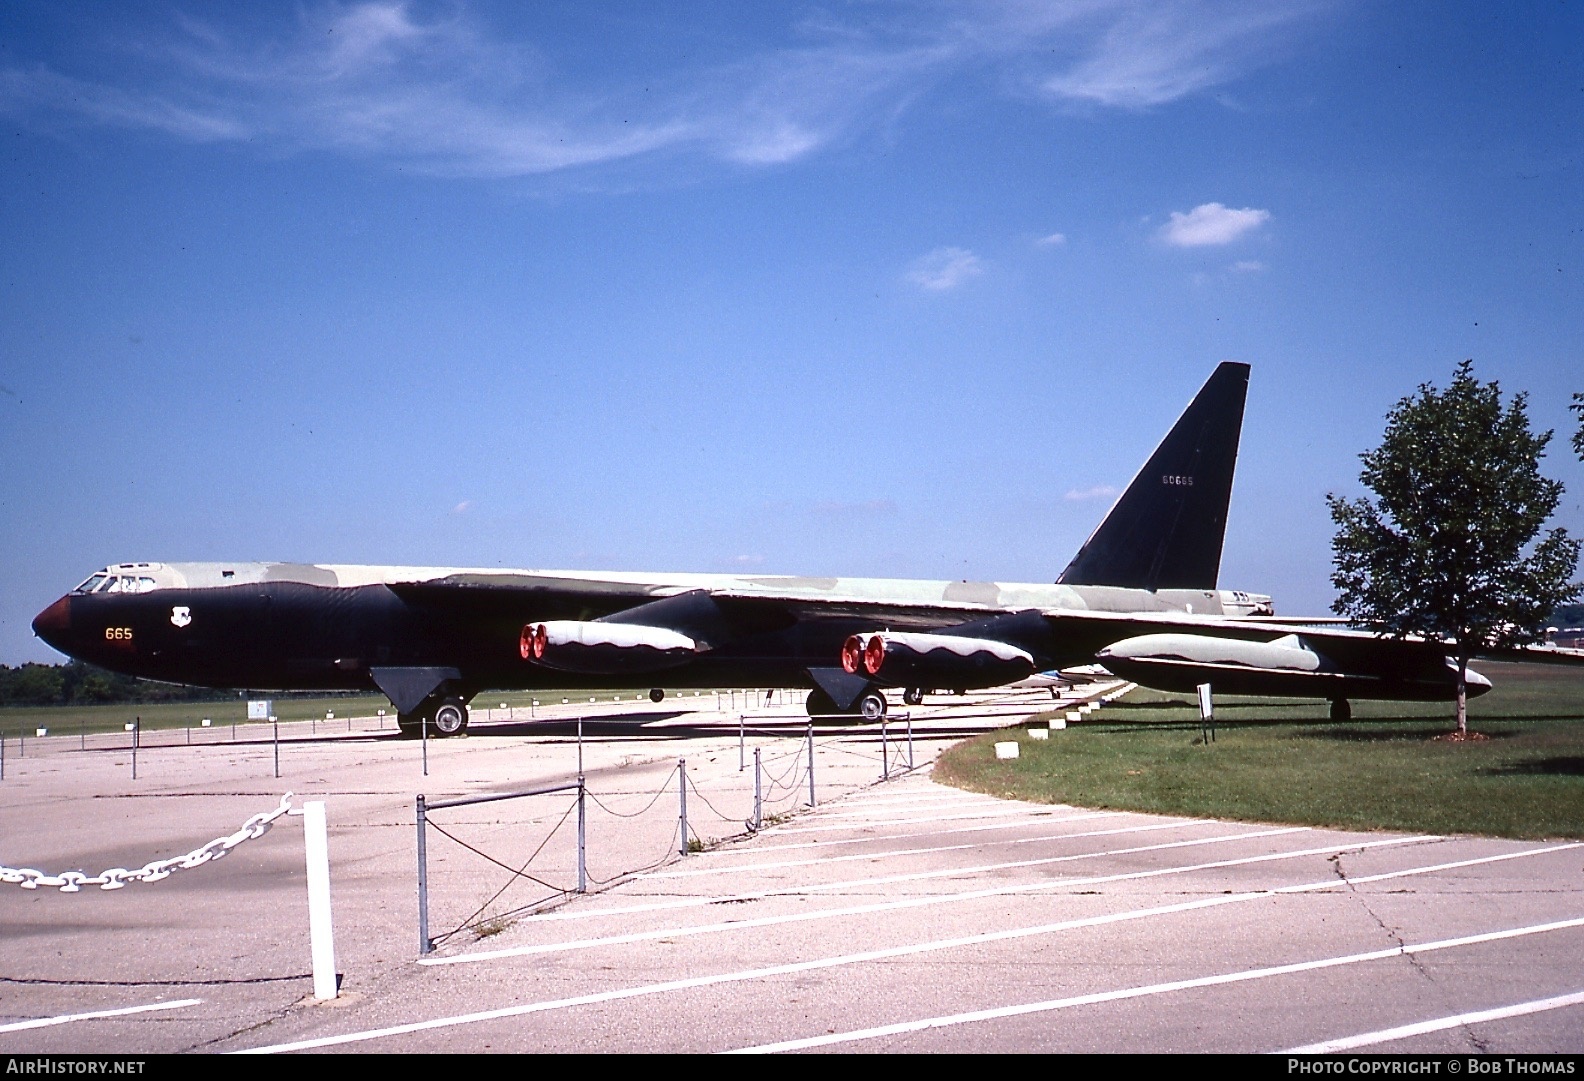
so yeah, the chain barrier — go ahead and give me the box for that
[682,771,746,825]
[428,796,580,946]
[584,763,680,819]
[585,819,681,889]
[0,793,295,892]
[760,742,807,795]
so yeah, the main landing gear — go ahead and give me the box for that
[805,687,888,722]
[398,694,471,738]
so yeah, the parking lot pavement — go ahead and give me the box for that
[3,686,1581,1054]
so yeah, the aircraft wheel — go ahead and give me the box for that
[858,690,888,722]
[432,698,469,737]
[1329,698,1351,722]
[649,688,665,703]
[902,687,924,707]
[396,712,422,739]
[805,688,838,717]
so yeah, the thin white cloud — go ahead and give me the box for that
[1036,232,1068,247]
[1040,1,1321,109]
[1231,259,1266,272]
[452,500,473,514]
[1160,202,1270,246]
[0,2,1333,179]
[1065,485,1119,502]
[907,247,985,291]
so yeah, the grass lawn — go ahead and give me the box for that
[934,662,1584,840]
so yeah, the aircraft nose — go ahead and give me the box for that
[32,595,71,650]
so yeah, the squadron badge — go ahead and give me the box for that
[170,606,192,629]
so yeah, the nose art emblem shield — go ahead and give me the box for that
[170,606,192,629]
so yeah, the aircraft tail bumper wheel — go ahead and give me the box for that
[903,687,924,706]
[1329,698,1351,723]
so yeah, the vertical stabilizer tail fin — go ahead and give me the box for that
[1058,361,1249,591]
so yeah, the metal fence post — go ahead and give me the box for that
[678,758,688,855]
[907,711,914,771]
[132,716,140,781]
[806,718,816,807]
[753,747,763,831]
[738,713,745,771]
[416,795,431,955]
[880,712,889,782]
[577,776,587,893]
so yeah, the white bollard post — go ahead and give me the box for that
[303,801,338,1000]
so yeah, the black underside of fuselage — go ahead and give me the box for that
[42,581,1021,698]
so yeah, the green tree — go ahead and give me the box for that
[1572,391,1583,461]
[1327,360,1581,736]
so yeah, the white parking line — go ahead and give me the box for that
[793,791,1017,810]
[729,918,1584,1053]
[1281,989,1584,1053]
[645,817,1214,881]
[718,810,1123,857]
[791,798,1042,820]
[422,829,1392,964]
[770,805,1115,833]
[0,999,202,1033]
[238,844,1576,1054]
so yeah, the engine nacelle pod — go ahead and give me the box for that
[1096,631,1489,701]
[842,631,1035,690]
[522,620,700,675]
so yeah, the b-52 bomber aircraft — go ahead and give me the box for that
[32,362,1493,737]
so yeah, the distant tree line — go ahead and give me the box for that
[0,661,238,707]
[0,662,370,708]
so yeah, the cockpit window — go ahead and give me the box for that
[74,574,108,594]
[104,577,124,593]
[136,577,157,593]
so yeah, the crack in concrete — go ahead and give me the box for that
[1332,849,1491,1052]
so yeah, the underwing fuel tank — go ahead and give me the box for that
[1096,632,1491,701]
[522,620,702,675]
[841,631,1035,690]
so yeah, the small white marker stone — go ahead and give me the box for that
[1051,715,1068,730]
[1029,728,1049,740]
[36,728,47,738]
[201,718,211,727]
[994,741,1020,760]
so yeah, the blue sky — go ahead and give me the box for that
[2,1,1581,664]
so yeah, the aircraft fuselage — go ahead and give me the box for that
[32,560,1270,698]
